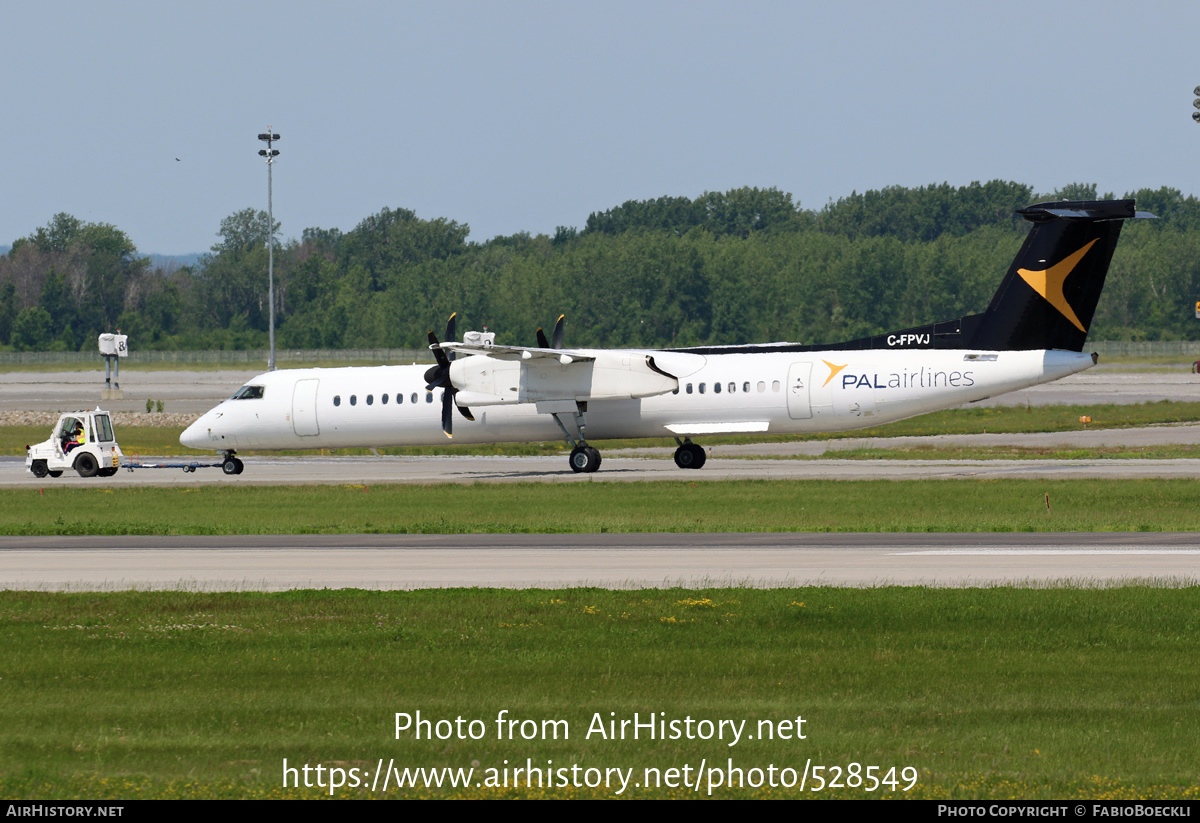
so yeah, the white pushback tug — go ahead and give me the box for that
[26,408,123,478]
[26,408,226,478]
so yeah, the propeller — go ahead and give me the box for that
[536,315,566,349]
[424,313,474,438]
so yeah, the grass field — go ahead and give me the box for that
[2,587,1197,800]
[0,478,1198,535]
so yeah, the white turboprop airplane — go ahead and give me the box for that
[181,199,1151,475]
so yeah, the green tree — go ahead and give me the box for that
[196,209,284,331]
[0,281,16,346]
[10,306,53,351]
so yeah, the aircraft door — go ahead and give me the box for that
[292,379,320,436]
[786,362,813,419]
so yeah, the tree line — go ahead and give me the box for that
[2,181,1199,353]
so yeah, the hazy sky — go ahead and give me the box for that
[2,1,1197,254]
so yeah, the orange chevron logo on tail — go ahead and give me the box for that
[1016,240,1097,333]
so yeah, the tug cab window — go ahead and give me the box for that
[231,385,265,400]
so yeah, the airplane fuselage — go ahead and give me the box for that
[177,199,1147,474]
[180,348,1094,453]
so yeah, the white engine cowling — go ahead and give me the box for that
[450,351,702,406]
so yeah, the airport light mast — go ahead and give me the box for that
[258,129,280,371]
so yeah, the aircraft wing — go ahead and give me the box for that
[435,342,596,364]
[445,348,705,407]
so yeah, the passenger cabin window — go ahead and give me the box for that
[742,382,750,393]
[771,381,781,392]
[397,393,404,404]
[729,382,737,394]
[425,392,434,404]
[232,385,265,400]
[381,394,388,405]
[350,395,357,406]
[757,381,766,392]
[699,383,706,394]
[686,383,693,394]
[367,394,374,405]
[411,393,418,404]
[333,396,341,407]
[713,382,721,394]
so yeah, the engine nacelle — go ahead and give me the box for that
[449,351,698,406]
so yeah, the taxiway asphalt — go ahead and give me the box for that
[2,533,1197,590]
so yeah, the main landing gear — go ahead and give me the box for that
[221,452,245,475]
[569,445,602,473]
[550,402,603,473]
[673,438,707,469]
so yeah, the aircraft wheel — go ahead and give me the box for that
[30,460,48,478]
[74,453,99,478]
[673,443,707,469]
[233,457,245,474]
[48,470,62,478]
[222,457,240,475]
[569,446,601,473]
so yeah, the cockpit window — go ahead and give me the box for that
[231,385,265,400]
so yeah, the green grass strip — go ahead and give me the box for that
[1,587,1198,799]
[1,479,1198,535]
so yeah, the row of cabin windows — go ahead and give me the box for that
[333,382,781,406]
[332,392,436,407]
[681,380,780,395]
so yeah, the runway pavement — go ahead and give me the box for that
[2,533,1197,590]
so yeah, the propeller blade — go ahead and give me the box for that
[427,330,451,370]
[552,314,565,349]
[440,389,454,438]
[536,327,550,349]
[457,403,475,422]
[445,313,457,362]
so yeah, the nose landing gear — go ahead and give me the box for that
[221,453,245,475]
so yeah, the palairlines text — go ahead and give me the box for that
[842,368,975,390]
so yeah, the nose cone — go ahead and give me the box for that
[180,416,210,450]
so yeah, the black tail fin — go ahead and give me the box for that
[832,199,1152,353]
[965,199,1146,351]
